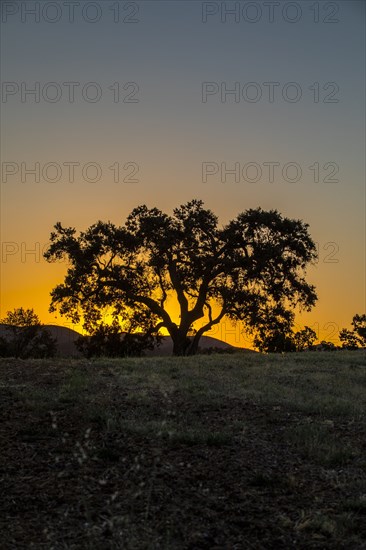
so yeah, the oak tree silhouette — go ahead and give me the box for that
[45,200,318,356]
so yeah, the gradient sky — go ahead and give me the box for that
[1,0,365,347]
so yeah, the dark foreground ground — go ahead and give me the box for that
[0,352,365,549]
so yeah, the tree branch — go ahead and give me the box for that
[188,304,227,354]
[190,276,210,322]
[97,280,177,335]
[168,261,188,316]
[157,268,168,309]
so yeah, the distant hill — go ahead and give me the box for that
[144,335,255,356]
[0,324,83,357]
[43,325,83,357]
[0,324,255,357]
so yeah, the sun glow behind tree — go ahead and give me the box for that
[45,199,317,355]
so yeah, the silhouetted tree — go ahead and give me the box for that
[250,309,297,352]
[352,314,366,346]
[339,329,360,350]
[44,200,317,356]
[316,341,337,351]
[253,322,318,353]
[3,308,40,327]
[75,319,161,358]
[0,307,56,358]
[339,314,366,349]
[293,326,317,351]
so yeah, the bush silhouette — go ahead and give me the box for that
[0,308,56,358]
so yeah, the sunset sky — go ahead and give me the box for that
[1,0,365,348]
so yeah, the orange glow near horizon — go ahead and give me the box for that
[1,193,365,349]
[1,243,363,349]
[1,3,365,350]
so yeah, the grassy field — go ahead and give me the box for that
[0,351,365,549]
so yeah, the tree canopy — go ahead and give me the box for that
[44,199,318,355]
[2,307,40,327]
[75,319,161,358]
[339,314,366,349]
[0,307,56,358]
[253,323,318,353]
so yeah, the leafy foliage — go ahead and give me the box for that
[0,308,56,358]
[316,341,337,351]
[3,307,40,327]
[339,314,366,349]
[252,325,317,353]
[75,319,161,358]
[293,326,317,351]
[351,314,366,346]
[45,200,317,355]
[250,310,296,352]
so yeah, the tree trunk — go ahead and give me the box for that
[169,312,208,356]
[170,314,196,356]
[186,335,202,356]
[172,334,191,356]
[171,333,204,356]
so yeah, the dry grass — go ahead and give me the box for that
[0,350,365,548]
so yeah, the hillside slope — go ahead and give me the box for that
[0,324,255,356]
